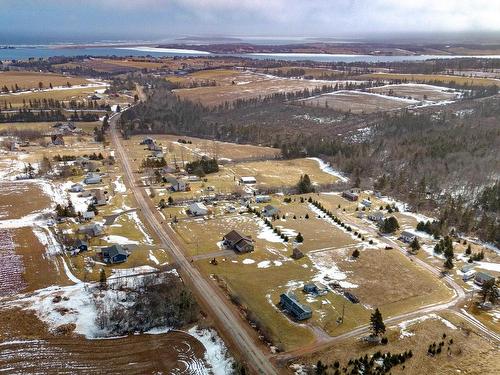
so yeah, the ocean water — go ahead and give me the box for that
[1,45,500,63]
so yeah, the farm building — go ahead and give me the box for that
[399,230,417,243]
[255,195,271,203]
[189,202,209,216]
[223,230,254,253]
[342,191,359,201]
[101,244,129,264]
[474,272,495,287]
[84,173,102,185]
[240,176,256,184]
[368,211,384,223]
[262,205,279,217]
[68,183,84,193]
[279,293,312,321]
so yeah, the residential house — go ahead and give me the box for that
[361,199,372,208]
[69,183,84,193]
[101,244,129,264]
[462,270,476,281]
[91,189,107,206]
[84,173,102,184]
[82,211,96,220]
[240,176,256,184]
[188,202,209,216]
[474,272,495,287]
[262,204,279,217]
[368,211,384,223]
[169,178,189,192]
[399,230,416,243]
[279,293,312,320]
[223,230,254,253]
[342,191,359,201]
[78,223,103,237]
[255,195,271,203]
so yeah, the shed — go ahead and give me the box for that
[291,248,304,260]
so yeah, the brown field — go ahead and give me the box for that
[297,314,500,375]
[171,69,346,106]
[0,71,87,91]
[228,158,339,188]
[360,72,499,86]
[257,66,348,79]
[300,91,415,114]
[0,308,210,374]
[369,83,458,101]
[0,86,107,108]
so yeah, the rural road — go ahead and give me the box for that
[109,112,278,375]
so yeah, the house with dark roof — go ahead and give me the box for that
[223,230,254,253]
[474,271,495,287]
[280,293,312,320]
[101,244,129,264]
[342,191,359,201]
[399,230,417,243]
[78,223,103,237]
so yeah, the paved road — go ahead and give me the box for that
[109,113,278,375]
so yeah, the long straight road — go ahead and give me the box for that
[109,113,278,375]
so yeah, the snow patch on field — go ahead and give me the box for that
[397,313,457,339]
[187,326,235,375]
[257,220,283,243]
[309,250,358,288]
[127,211,154,245]
[113,176,127,193]
[242,258,255,264]
[102,235,139,246]
[307,157,349,183]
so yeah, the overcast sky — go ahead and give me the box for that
[2,0,500,43]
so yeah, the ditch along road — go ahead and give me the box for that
[109,113,278,375]
[275,212,499,363]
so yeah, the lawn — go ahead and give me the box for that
[360,72,499,87]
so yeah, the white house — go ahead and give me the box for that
[188,202,208,216]
[255,195,271,203]
[240,176,256,184]
[400,230,416,243]
[368,211,384,223]
[69,183,84,193]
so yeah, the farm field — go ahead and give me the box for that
[300,90,417,113]
[369,83,459,101]
[0,71,88,90]
[359,72,500,86]
[171,69,356,106]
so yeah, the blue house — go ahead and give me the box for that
[101,245,129,264]
[280,293,312,320]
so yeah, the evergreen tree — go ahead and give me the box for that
[296,174,314,194]
[370,308,386,337]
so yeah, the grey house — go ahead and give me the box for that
[280,293,312,320]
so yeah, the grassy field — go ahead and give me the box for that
[300,90,415,113]
[299,313,500,375]
[369,83,458,101]
[0,121,101,134]
[360,72,500,86]
[0,71,88,90]
[170,69,346,106]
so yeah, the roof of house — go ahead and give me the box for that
[240,176,256,182]
[475,272,495,282]
[224,230,252,244]
[102,244,128,258]
[401,230,416,238]
[263,205,277,211]
[280,293,312,314]
[190,202,208,211]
